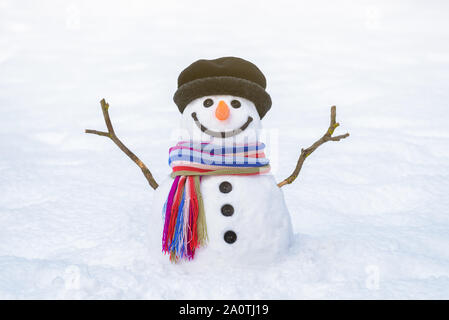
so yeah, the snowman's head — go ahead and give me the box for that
[180,94,261,143]
[174,57,272,143]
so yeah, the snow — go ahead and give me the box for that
[1,0,449,299]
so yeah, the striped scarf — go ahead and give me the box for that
[162,141,270,262]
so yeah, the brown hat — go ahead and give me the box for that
[173,57,272,119]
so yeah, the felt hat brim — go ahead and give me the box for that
[173,76,272,119]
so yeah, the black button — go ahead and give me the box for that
[224,230,237,244]
[219,181,232,193]
[221,204,234,217]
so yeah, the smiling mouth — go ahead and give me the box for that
[191,112,253,138]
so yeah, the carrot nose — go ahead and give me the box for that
[215,100,230,120]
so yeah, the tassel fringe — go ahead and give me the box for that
[162,176,208,261]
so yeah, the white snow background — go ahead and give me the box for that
[1,0,449,299]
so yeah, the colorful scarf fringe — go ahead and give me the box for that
[162,141,270,262]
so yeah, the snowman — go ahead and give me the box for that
[86,57,349,264]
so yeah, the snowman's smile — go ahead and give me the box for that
[191,112,253,138]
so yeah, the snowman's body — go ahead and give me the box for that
[152,174,293,263]
[151,93,294,263]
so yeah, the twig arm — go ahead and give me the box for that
[85,99,159,190]
[277,106,349,188]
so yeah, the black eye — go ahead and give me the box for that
[203,98,214,108]
[230,100,241,108]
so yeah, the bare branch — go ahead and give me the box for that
[85,99,159,190]
[85,129,109,137]
[277,106,349,188]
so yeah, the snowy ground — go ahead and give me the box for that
[1,0,449,299]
